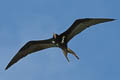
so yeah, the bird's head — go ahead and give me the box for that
[53,33,59,39]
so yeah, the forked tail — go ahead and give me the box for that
[67,48,80,60]
[61,48,80,62]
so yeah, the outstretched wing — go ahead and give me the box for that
[60,18,115,43]
[5,38,55,70]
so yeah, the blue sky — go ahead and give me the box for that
[0,0,119,80]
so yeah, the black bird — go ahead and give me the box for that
[5,18,115,70]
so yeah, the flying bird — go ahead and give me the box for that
[5,18,115,70]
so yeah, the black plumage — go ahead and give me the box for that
[5,18,115,70]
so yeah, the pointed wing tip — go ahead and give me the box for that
[5,66,9,70]
[75,18,117,22]
[5,68,8,70]
[5,58,17,70]
[5,64,11,70]
[108,18,117,21]
[92,18,117,21]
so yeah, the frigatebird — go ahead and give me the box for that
[5,18,115,70]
